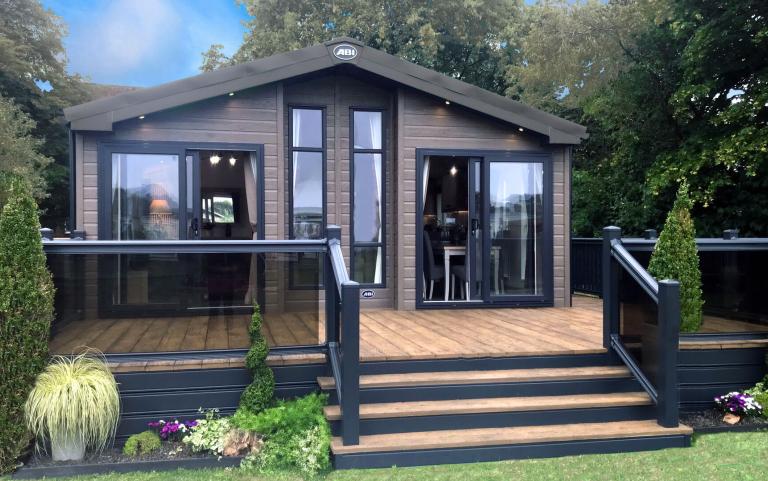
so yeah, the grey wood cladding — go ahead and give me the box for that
[75,73,570,310]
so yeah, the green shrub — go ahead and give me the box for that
[0,178,54,473]
[648,181,703,332]
[746,375,768,418]
[233,393,330,476]
[183,409,231,455]
[239,304,274,412]
[123,431,161,457]
[25,350,120,460]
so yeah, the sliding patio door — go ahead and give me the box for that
[485,158,548,301]
[418,151,552,307]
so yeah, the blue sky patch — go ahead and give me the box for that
[42,0,249,87]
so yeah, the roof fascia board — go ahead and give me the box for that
[65,45,331,121]
[359,47,585,139]
[70,56,335,131]
[357,56,582,144]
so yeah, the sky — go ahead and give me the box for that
[41,0,250,87]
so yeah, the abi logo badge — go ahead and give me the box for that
[333,44,358,61]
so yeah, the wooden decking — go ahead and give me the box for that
[358,305,604,361]
[50,294,768,361]
[50,304,605,359]
[49,312,323,355]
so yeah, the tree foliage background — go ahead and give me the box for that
[203,0,768,237]
[0,0,89,231]
[1,0,767,239]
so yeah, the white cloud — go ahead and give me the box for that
[67,0,182,84]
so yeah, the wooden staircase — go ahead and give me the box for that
[319,356,692,469]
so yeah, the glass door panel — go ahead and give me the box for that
[111,153,181,240]
[488,161,544,297]
[467,158,483,300]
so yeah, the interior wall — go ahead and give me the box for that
[199,150,251,240]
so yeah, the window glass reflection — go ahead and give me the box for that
[292,109,323,148]
[111,153,180,240]
[353,111,382,149]
[292,151,323,239]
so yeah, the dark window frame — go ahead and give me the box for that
[287,105,327,240]
[415,148,554,309]
[97,140,265,241]
[287,106,326,290]
[349,108,387,287]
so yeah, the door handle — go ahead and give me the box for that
[471,218,479,236]
[191,217,199,238]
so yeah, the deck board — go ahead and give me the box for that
[49,294,766,358]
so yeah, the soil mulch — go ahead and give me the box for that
[22,441,215,468]
[681,409,768,432]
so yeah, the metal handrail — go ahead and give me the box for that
[327,239,350,295]
[324,225,360,446]
[610,240,659,303]
[603,226,680,428]
[42,238,327,254]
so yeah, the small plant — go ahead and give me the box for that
[745,375,768,418]
[24,350,120,461]
[239,304,275,412]
[123,431,161,457]
[647,181,704,332]
[0,177,54,473]
[147,419,197,442]
[183,409,230,456]
[234,393,330,476]
[714,391,762,417]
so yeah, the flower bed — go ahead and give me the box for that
[680,409,768,433]
[13,393,330,479]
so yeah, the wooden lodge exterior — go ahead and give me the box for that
[44,38,767,468]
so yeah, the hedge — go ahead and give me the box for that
[0,177,54,473]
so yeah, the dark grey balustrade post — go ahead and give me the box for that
[602,227,621,349]
[657,279,681,427]
[325,225,341,344]
[341,280,360,445]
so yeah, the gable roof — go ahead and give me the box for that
[64,38,587,144]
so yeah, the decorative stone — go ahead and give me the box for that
[222,429,262,457]
[723,413,741,425]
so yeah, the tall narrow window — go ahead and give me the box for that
[351,110,384,285]
[290,108,325,239]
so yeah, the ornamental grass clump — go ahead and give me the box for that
[648,181,703,332]
[0,177,54,473]
[239,304,275,413]
[24,350,120,461]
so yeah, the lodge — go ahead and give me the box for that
[45,38,766,468]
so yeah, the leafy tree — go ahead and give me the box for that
[648,182,703,332]
[510,0,659,109]
[0,0,89,232]
[646,0,768,235]
[0,177,55,473]
[0,95,52,208]
[203,0,521,95]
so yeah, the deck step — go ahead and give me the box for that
[318,365,630,390]
[331,420,693,455]
[324,392,651,420]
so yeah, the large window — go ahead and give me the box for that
[290,108,325,240]
[351,110,385,285]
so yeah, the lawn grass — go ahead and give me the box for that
[11,431,768,481]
